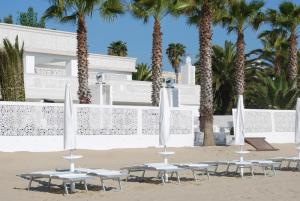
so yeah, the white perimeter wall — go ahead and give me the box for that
[233,109,296,143]
[0,102,194,152]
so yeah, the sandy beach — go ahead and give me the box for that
[0,144,299,201]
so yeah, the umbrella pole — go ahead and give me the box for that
[239,145,244,161]
[69,149,75,172]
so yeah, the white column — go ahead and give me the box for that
[181,56,195,85]
[66,60,77,77]
[23,55,35,74]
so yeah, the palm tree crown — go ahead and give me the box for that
[107,40,128,57]
[132,63,152,81]
[166,43,186,83]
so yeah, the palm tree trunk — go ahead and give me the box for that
[235,30,245,95]
[199,1,215,146]
[288,30,298,86]
[151,18,163,106]
[175,67,179,84]
[274,54,281,77]
[77,16,91,104]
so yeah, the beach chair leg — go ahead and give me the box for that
[64,183,68,195]
[141,170,146,180]
[48,178,52,191]
[251,167,254,177]
[279,162,283,170]
[207,169,210,180]
[157,171,161,178]
[287,161,291,169]
[192,170,197,183]
[226,165,229,174]
[28,177,33,191]
[263,167,267,176]
[176,172,180,184]
[170,172,174,178]
[100,178,106,192]
[272,166,276,175]
[161,173,165,185]
[84,180,88,192]
[296,162,300,171]
[118,178,122,191]
[214,165,218,174]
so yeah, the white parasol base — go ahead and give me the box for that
[158,151,175,182]
[62,154,82,191]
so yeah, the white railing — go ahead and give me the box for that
[0,102,194,152]
[24,74,200,105]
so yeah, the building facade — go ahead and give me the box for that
[0,23,200,107]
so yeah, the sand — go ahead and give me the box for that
[0,144,299,201]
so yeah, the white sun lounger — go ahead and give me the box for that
[220,161,254,177]
[20,171,91,194]
[269,157,300,170]
[123,163,184,184]
[176,163,213,182]
[75,168,128,191]
[249,160,280,176]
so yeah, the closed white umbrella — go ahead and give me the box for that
[63,83,81,174]
[64,83,76,151]
[295,98,300,158]
[235,95,245,147]
[234,95,248,177]
[159,87,171,150]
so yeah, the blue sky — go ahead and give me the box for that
[0,0,299,71]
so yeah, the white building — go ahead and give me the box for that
[0,23,200,107]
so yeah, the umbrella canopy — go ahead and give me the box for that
[159,88,171,148]
[234,95,245,146]
[64,83,76,150]
[295,98,300,144]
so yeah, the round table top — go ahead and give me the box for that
[235,151,250,154]
[158,151,175,156]
[62,155,83,160]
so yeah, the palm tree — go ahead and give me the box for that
[166,43,186,83]
[173,0,228,146]
[43,0,124,104]
[249,28,288,77]
[132,63,152,81]
[212,41,236,115]
[218,0,264,96]
[266,2,300,86]
[246,73,300,109]
[0,37,25,101]
[129,0,176,106]
[107,40,128,56]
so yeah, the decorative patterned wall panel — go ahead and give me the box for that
[77,107,138,135]
[142,109,192,135]
[0,103,193,137]
[0,104,64,136]
[244,111,273,132]
[274,112,295,132]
